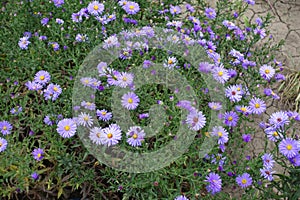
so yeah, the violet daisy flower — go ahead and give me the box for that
[0,137,8,152]
[174,195,189,200]
[81,101,96,111]
[18,37,30,49]
[235,105,252,116]
[186,3,195,12]
[25,81,43,91]
[164,57,177,69]
[170,5,181,15]
[264,127,282,142]
[223,111,239,127]
[186,110,206,131]
[244,0,255,5]
[242,134,251,142]
[176,100,195,112]
[44,116,53,126]
[0,121,12,135]
[71,12,82,23]
[56,118,77,138]
[269,111,289,128]
[75,34,88,42]
[259,65,275,80]
[44,83,62,101]
[34,70,50,85]
[126,126,145,147]
[121,92,140,110]
[139,113,149,119]
[53,0,64,7]
[96,109,112,121]
[289,154,300,167]
[236,173,252,188]
[123,1,140,15]
[32,148,44,161]
[205,172,222,195]
[225,85,243,102]
[41,18,49,26]
[198,62,214,74]
[212,126,229,144]
[89,127,105,145]
[31,172,39,181]
[78,112,94,127]
[212,65,230,84]
[102,124,122,147]
[205,8,216,19]
[208,102,222,111]
[116,72,134,88]
[261,153,275,169]
[87,1,104,15]
[279,138,299,158]
[260,167,275,181]
[49,42,60,51]
[254,27,266,39]
[249,97,266,115]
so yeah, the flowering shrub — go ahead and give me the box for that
[1,0,299,199]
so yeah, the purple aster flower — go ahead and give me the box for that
[23,31,32,38]
[287,111,300,121]
[235,105,252,116]
[89,127,105,145]
[212,126,229,144]
[143,60,153,69]
[174,195,189,200]
[264,127,282,142]
[236,173,252,188]
[53,0,64,7]
[71,12,82,23]
[244,0,255,5]
[222,20,237,30]
[242,134,251,142]
[228,69,237,78]
[18,37,30,49]
[212,64,230,84]
[31,172,39,181]
[186,3,195,12]
[249,98,266,115]
[81,101,96,111]
[56,118,77,138]
[78,112,94,127]
[43,83,62,101]
[260,65,275,80]
[34,70,50,85]
[256,17,263,26]
[41,18,49,26]
[269,111,289,128]
[176,100,195,112]
[49,42,60,51]
[87,1,104,15]
[186,110,206,131]
[0,121,12,135]
[0,137,8,152]
[208,102,222,111]
[102,124,122,147]
[275,73,285,81]
[225,85,243,102]
[261,153,275,169]
[75,33,88,42]
[198,62,214,73]
[44,115,53,126]
[96,109,112,121]
[116,72,134,88]
[39,35,47,41]
[223,111,239,127]
[170,5,181,15]
[289,154,300,167]
[123,1,140,15]
[205,8,216,19]
[260,167,275,181]
[32,148,44,161]
[139,113,149,119]
[121,92,140,110]
[254,27,266,39]
[126,126,145,147]
[205,172,222,195]
[279,138,299,158]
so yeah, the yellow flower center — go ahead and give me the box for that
[86,102,91,106]
[128,98,133,103]
[53,86,58,91]
[122,77,127,81]
[129,5,134,10]
[84,79,89,84]
[133,133,138,139]
[273,131,278,136]
[107,133,113,138]
[173,9,177,13]
[3,126,7,130]
[265,69,270,74]
[37,153,41,158]
[212,105,217,109]
[94,5,99,10]
[101,111,106,116]
[64,125,70,131]
[237,87,241,91]
[241,107,247,112]
[209,49,213,53]
[228,116,233,121]
[0,142,2,147]
[168,60,173,65]
[218,132,223,137]
[255,103,260,108]
[218,71,223,76]
[241,179,247,184]
[287,144,292,150]
[39,75,45,80]
[83,116,89,121]
[209,11,213,15]
[109,15,113,19]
